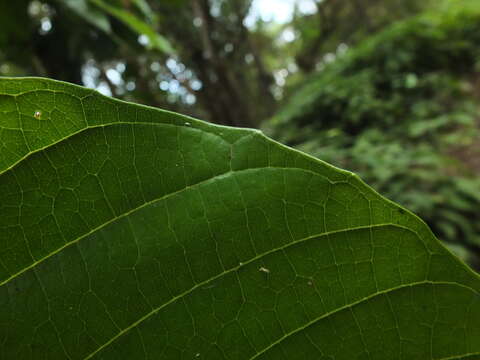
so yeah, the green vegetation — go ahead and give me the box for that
[267,7,480,267]
[1,77,479,359]
[1,0,480,358]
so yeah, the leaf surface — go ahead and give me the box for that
[0,77,479,360]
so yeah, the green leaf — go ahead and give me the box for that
[130,0,154,22]
[0,77,479,360]
[88,0,175,54]
[61,0,112,34]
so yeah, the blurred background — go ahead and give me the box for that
[1,0,479,270]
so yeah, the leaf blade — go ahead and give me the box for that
[0,77,479,360]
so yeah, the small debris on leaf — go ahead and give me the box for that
[259,267,270,274]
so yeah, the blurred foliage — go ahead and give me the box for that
[291,0,431,72]
[266,6,480,267]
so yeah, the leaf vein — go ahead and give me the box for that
[81,223,432,359]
